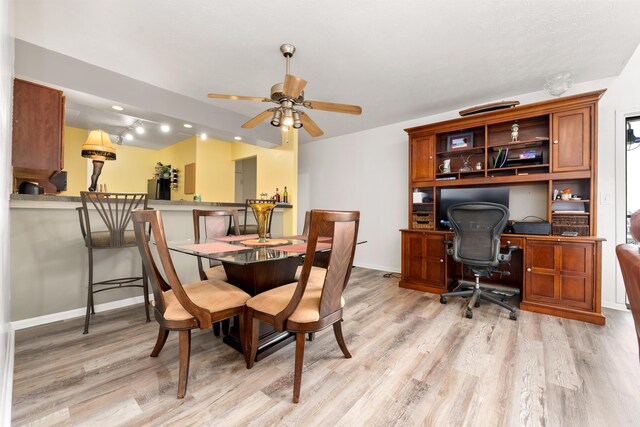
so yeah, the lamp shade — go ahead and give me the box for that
[81,130,116,161]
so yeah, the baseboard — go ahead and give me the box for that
[1,328,14,426]
[11,294,152,331]
[353,262,400,274]
[602,301,629,312]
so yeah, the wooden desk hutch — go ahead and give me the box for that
[401,90,606,325]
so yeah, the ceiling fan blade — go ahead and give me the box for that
[304,100,362,115]
[283,74,307,99]
[299,112,324,137]
[241,110,274,129]
[208,93,271,102]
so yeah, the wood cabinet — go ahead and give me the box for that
[410,135,435,182]
[522,238,603,325]
[402,90,606,325]
[400,230,447,293]
[12,78,65,173]
[552,107,591,172]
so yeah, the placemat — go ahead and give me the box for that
[272,242,332,253]
[241,238,289,247]
[178,242,247,254]
[214,234,259,242]
[281,235,332,242]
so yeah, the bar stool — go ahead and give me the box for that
[77,192,150,334]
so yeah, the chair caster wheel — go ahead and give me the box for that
[474,300,480,308]
[509,311,517,321]
[465,309,473,319]
[440,296,447,304]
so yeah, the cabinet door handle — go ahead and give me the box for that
[526,267,532,272]
[553,140,559,144]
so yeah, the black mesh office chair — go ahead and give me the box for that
[440,202,519,320]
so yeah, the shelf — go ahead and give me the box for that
[487,164,550,173]
[412,202,434,205]
[552,211,590,215]
[552,199,590,203]
[436,146,485,156]
[488,138,549,150]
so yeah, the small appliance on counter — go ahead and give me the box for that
[18,181,44,195]
[148,178,171,200]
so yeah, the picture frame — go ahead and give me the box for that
[447,132,474,151]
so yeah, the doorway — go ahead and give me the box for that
[235,157,257,203]
[626,116,640,243]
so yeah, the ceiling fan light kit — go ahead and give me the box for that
[207,44,362,138]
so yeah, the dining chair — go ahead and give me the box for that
[241,198,275,235]
[193,209,240,281]
[244,209,360,403]
[132,209,250,399]
[77,191,150,334]
[193,209,240,336]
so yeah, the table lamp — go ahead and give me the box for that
[81,129,116,191]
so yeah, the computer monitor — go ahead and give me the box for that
[438,186,510,229]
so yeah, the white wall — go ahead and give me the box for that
[0,0,12,422]
[299,45,640,310]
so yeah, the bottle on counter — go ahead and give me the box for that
[274,187,281,202]
[283,186,288,203]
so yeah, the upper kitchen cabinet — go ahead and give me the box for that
[12,78,65,172]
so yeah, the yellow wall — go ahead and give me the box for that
[194,137,234,202]
[60,126,88,196]
[158,137,197,201]
[99,144,158,193]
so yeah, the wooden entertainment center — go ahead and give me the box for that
[400,90,606,325]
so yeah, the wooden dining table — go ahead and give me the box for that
[166,234,333,360]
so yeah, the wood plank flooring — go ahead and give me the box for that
[12,268,640,426]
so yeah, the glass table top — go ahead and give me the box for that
[165,235,332,265]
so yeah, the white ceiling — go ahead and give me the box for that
[11,0,640,147]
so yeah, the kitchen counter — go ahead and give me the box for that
[9,193,294,325]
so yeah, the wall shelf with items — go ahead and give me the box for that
[411,187,435,230]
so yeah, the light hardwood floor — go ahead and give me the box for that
[12,268,640,426]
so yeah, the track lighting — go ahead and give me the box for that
[200,133,208,140]
[135,121,145,134]
[160,123,170,133]
[124,132,134,141]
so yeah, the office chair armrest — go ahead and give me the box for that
[497,244,518,263]
[443,239,453,256]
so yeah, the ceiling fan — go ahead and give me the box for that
[207,44,362,137]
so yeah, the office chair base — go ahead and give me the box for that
[440,280,519,321]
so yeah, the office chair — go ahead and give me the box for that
[439,202,519,320]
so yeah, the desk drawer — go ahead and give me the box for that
[501,237,524,249]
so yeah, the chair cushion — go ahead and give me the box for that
[90,230,138,247]
[247,267,344,324]
[204,265,228,281]
[161,279,250,321]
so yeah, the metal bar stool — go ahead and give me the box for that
[77,192,150,334]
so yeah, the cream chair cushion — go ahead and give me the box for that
[247,267,344,324]
[90,230,138,247]
[204,265,228,281]
[160,279,250,321]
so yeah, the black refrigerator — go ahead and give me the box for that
[147,178,171,200]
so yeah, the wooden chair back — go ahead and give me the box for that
[79,192,148,248]
[132,209,212,329]
[616,243,640,360]
[277,209,360,326]
[193,209,240,279]
[243,198,275,235]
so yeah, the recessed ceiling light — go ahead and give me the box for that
[183,123,193,128]
[200,133,208,141]
[234,136,242,141]
[111,105,124,111]
[124,133,134,141]
[135,123,145,134]
[160,123,170,133]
